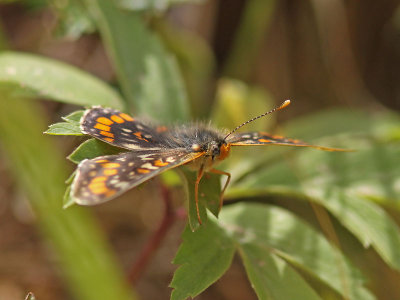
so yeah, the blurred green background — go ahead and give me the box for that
[0,1,399,300]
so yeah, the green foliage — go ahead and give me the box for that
[178,169,222,231]
[84,0,189,122]
[0,52,125,109]
[1,1,399,300]
[171,204,374,300]
[0,97,136,300]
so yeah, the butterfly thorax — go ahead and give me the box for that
[162,125,231,170]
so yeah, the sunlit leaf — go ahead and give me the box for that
[45,122,83,136]
[0,52,125,109]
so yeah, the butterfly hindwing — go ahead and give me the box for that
[228,132,344,151]
[80,107,164,151]
[72,151,203,205]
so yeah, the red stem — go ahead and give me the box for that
[127,184,179,285]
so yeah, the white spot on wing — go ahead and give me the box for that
[141,163,158,170]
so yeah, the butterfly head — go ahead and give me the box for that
[208,140,231,161]
[191,139,230,161]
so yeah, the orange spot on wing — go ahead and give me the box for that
[100,131,114,138]
[119,113,134,121]
[154,160,169,167]
[89,182,107,194]
[102,163,120,168]
[97,117,113,125]
[96,159,109,163]
[104,138,114,143]
[137,168,150,174]
[103,169,118,176]
[110,115,125,123]
[134,132,149,142]
[258,139,272,143]
[92,176,107,183]
[94,123,111,131]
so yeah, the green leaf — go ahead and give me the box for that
[178,168,222,231]
[240,245,322,300]
[0,96,136,300]
[0,52,125,109]
[170,220,235,300]
[171,203,373,300]
[68,138,126,164]
[62,110,85,123]
[63,185,76,209]
[45,110,84,135]
[84,0,189,122]
[229,110,400,272]
[44,122,83,136]
[220,204,374,300]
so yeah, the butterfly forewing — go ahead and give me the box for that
[72,151,203,205]
[228,132,345,151]
[80,107,165,151]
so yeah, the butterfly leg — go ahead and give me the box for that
[195,165,205,224]
[209,168,231,213]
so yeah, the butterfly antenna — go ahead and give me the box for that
[224,99,291,140]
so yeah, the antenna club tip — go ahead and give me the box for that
[280,99,291,109]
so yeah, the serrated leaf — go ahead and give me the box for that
[171,203,373,300]
[62,110,85,123]
[0,52,125,109]
[220,204,374,300]
[44,122,83,136]
[68,138,126,164]
[84,0,189,122]
[228,110,400,272]
[178,168,222,231]
[170,220,235,300]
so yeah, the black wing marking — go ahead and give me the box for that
[71,150,204,205]
[227,132,347,151]
[80,107,165,151]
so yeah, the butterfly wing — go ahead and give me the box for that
[72,150,204,205]
[80,107,166,151]
[227,132,346,151]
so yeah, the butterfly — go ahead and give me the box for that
[71,100,344,224]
